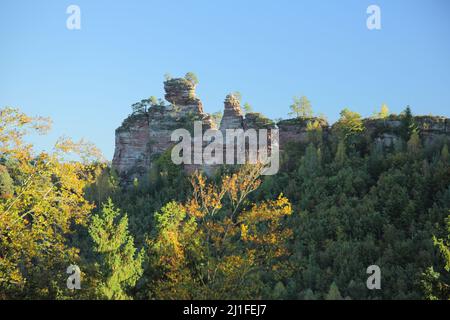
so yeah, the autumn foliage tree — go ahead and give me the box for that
[147,164,293,299]
[0,107,104,299]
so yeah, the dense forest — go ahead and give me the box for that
[0,104,449,300]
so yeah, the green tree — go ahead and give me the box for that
[325,282,343,300]
[149,96,158,106]
[407,131,421,154]
[89,199,144,300]
[422,214,450,300]
[302,289,317,300]
[299,144,321,177]
[289,96,312,118]
[434,215,450,273]
[441,144,449,162]
[148,165,293,299]
[0,164,13,199]
[0,107,101,299]
[401,106,418,140]
[334,140,347,166]
[148,201,201,299]
[185,72,199,86]
[85,167,119,208]
[306,120,323,144]
[243,103,253,114]
[211,111,223,127]
[334,108,364,140]
[272,282,288,299]
[132,102,146,114]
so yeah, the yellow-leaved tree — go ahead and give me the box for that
[0,107,104,299]
[148,164,293,299]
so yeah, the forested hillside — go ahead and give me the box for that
[0,105,449,300]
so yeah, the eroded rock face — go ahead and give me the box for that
[244,112,276,130]
[364,116,450,147]
[113,77,450,182]
[113,77,211,178]
[278,117,329,150]
[220,94,244,133]
[164,78,203,114]
[415,116,450,145]
[112,114,150,176]
[375,133,401,149]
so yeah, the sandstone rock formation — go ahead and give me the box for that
[219,94,244,133]
[112,77,450,182]
[278,117,329,150]
[363,115,450,148]
[113,113,150,175]
[164,78,203,112]
[113,77,212,179]
[415,116,450,145]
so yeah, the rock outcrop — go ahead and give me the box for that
[278,117,329,150]
[243,112,276,130]
[112,77,212,179]
[164,78,204,115]
[219,94,244,133]
[364,115,450,148]
[112,77,450,182]
[416,116,450,145]
[113,114,150,175]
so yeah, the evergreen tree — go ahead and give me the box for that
[434,215,450,273]
[335,140,347,166]
[422,214,450,300]
[89,199,144,300]
[401,106,418,140]
[299,143,320,177]
[325,282,343,300]
[407,131,421,154]
[0,164,13,199]
[272,282,288,300]
[441,144,449,162]
[302,289,317,300]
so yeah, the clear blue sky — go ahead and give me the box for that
[1,0,450,160]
